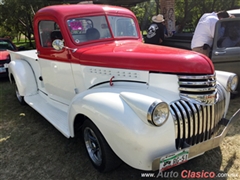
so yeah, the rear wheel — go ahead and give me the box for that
[82,119,122,172]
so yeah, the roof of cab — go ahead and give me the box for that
[227,9,240,17]
[35,4,135,20]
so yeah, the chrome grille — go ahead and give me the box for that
[178,74,217,105]
[178,74,216,93]
[171,85,225,150]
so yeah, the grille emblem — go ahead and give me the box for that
[180,91,218,105]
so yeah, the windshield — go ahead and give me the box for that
[67,15,138,44]
[107,16,138,37]
[0,40,16,51]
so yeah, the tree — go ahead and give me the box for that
[0,0,50,47]
[132,0,240,32]
[174,0,240,32]
[131,0,157,31]
[1,0,239,46]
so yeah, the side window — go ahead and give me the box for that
[39,21,63,48]
[217,21,240,48]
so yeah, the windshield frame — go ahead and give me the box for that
[66,14,139,45]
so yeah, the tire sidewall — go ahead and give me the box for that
[82,120,115,172]
[14,81,25,105]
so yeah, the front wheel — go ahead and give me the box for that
[14,81,25,105]
[82,119,122,172]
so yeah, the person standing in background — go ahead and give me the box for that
[162,20,169,37]
[191,11,230,57]
[145,14,165,45]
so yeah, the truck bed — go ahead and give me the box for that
[10,49,38,60]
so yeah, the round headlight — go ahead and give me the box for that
[227,74,238,92]
[147,101,169,126]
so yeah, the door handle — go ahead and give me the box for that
[214,51,226,55]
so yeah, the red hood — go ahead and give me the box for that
[76,41,214,74]
[0,51,10,61]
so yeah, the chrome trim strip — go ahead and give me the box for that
[179,81,216,86]
[176,101,189,141]
[202,106,207,141]
[89,80,146,89]
[181,100,193,140]
[179,87,216,92]
[210,104,215,137]
[172,103,184,140]
[206,106,211,139]
[197,104,203,142]
[170,108,178,139]
[214,102,219,135]
[188,102,198,145]
[178,74,216,80]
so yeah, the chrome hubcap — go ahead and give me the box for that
[84,127,102,166]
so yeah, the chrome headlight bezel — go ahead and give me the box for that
[227,74,238,92]
[147,101,169,127]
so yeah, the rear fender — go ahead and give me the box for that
[8,60,38,96]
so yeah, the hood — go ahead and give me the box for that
[77,41,214,74]
[0,51,10,61]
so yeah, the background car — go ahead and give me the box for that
[0,38,23,77]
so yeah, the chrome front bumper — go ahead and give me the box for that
[152,109,240,171]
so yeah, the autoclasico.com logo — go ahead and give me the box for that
[140,170,239,178]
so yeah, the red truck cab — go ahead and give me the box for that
[34,5,214,74]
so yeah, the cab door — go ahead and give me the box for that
[211,18,240,83]
[37,20,76,105]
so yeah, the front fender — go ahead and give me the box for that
[68,87,176,170]
[8,60,37,96]
[215,70,236,115]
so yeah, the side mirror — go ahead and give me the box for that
[52,39,77,53]
[52,39,64,50]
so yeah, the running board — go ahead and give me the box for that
[24,93,71,138]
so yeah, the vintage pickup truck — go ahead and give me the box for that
[8,4,240,173]
[162,9,240,92]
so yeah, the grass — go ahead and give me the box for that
[12,39,35,50]
[1,76,240,180]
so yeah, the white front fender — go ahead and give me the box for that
[68,88,176,170]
